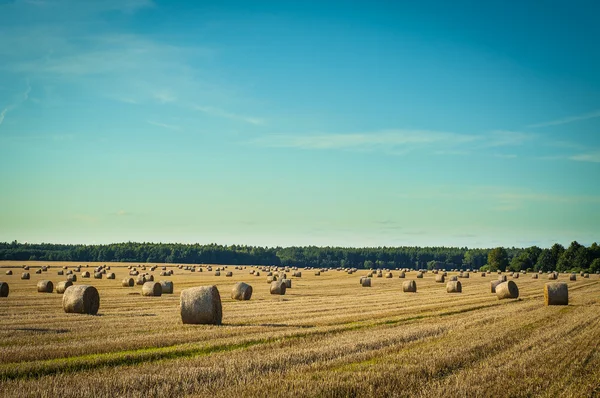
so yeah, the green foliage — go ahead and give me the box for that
[487,247,509,272]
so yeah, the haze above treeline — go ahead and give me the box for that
[1,241,598,274]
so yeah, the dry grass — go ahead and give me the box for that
[0,261,599,398]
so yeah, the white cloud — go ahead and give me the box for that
[528,109,600,128]
[0,82,31,128]
[484,130,535,147]
[147,120,179,130]
[153,91,177,104]
[569,151,600,163]
[194,105,264,125]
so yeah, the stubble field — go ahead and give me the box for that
[0,261,599,398]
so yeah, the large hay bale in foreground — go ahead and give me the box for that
[446,281,462,293]
[37,280,53,293]
[270,280,287,295]
[490,280,503,293]
[160,280,173,294]
[496,281,519,299]
[180,286,222,325]
[142,282,162,297]
[56,280,73,294]
[122,278,134,287]
[361,277,371,287]
[545,282,568,306]
[231,282,253,300]
[0,282,8,297]
[403,280,417,293]
[63,285,99,315]
[435,274,445,283]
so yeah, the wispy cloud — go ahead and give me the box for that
[194,105,264,125]
[153,91,177,104]
[528,109,600,128]
[147,120,179,130]
[569,151,600,163]
[483,130,535,147]
[0,81,31,128]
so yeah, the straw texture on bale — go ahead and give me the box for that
[270,280,287,295]
[142,282,162,297]
[56,280,73,294]
[160,280,173,294]
[435,274,445,283]
[180,286,222,325]
[67,274,77,282]
[314,271,320,276]
[498,275,507,282]
[283,279,292,288]
[225,272,232,277]
[361,277,371,287]
[496,281,519,299]
[446,281,462,293]
[37,280,53,293]
[548,273,557,280]
[385,272,393,278]
[449,276,458,281]
[136,275,146,285]
[63,285,99,315]
[57,270,64,276]
[106,273,115,279]
[214,271,221,276]
[403,280,417,293]
[490,280,503,293]
[531,274,538,279]
[544,282,568,306]
[398,272,405,278]
[21,272,30,280]
[416,272,423,278]
[81,271,90,278]
[231,282,253,300]
[35,269,42,274]
[0,282,8,297]
[570,274,576,281]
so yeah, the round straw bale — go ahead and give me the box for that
[35,269,42,274]
[462,272,470,278]
[314,271,320,276]
[0,282,8,297]
[446,280,462,293]
[416,272,423,278]
[513,273,519,279]
[361,277,371,287]
[231,282,253,300]
[583,273,589,278]
[63,285,99,315]
[23,265,29,270]
[496,281,519,299]
[93,272,102,279]
[270,280,287,295]
[57,270,64,276]
[267,276,275,283]
[398,271,405,278]
[569,274,576,281]
[402,280,417,293]
[449,275,458,281]
[122,277,134,287]
[531,274,538,279]
[214,271,221,277]
[481,272,486,277]
[180,286,222,325]
[225,272,232,277]
[141,282,162,296]
[498,275,507,282]
[136,275,146,285]
[267,272,273,276]
[37,280,53,293]
[294,271,302,277]
[544,282,568,305]
[160,280,173,294]
[67,274,77,282]
[6,270,12,275]
[548,273,557,280]
[81,271,90,278]
[490,280,503,293]
[385,272,393,278]
[283,279,292,288]
[255,271,260,276]
[106,272,115,279]
[56,280,73,294]
[146,274,154,282]
[435,274,445,283]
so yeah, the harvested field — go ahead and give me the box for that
[0,261,599,398]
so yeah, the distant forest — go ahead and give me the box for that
[0,241,599,273]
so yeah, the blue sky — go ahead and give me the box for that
[0,0,599,248]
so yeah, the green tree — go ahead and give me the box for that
[488,247,509,272]
[535,249,553,272]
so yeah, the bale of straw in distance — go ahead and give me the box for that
[490,280,503,293]
[462,272,470,278]
[398,272,405,278]
[570,274,576,281]
[63,285,99,315]
[214,271,221,276]
[142,282,162,297]
[93,272,102,279]
[0,282,8,297]
[255,271,260,276]
[270,280,287,295]
[106,273,115,279]
[544,282,568,305]
[435,274,445,283]
[481,272,486,277]
[122,278,134,287]
[136,275,146,285]
[6,270,12,275]
[35,269,42,274]
[446,280,462,293]
[496,281,519,299]
[385,272,393,278]
[548,273,557,280]
[402,280,417,293]
[160,280,174,294]
[531,274,538,279]
[231,282,253,300]
[81,271,90,278]
[37,280,53,293]
[56,280,73,294]
[67,274,77,282]
[283,279,292,288]
[58,270,64,276]
[314,271,320,276]
[267,276,275,283]
[449,275,458,281]
[498,275,507,282]
[226,272,233,277]
[146,274,154,282]
[180,286,222,325]
[416,272,423,278]
[362,277,371,287]
[513,273,519,279]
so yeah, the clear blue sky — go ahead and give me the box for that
[0,0,599,248]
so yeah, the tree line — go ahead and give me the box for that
[0,241,598,273]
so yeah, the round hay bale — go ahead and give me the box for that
[225,272,232,277]
[146,275,154,282]
[462,272,470,278]
[63,285,99,315]
[481,272,486,277]
[569,274,576,281]
[398,272,405,278]
[531,274,538,279]
[402,280,417,293]
[35,269,42,274]
[267,276,275,283]
[142,282,162,297]
[81,271,90,278]
[180,286,222,325]
[449,275,458,281]
[294,271,302,277]
[446,281,462,293]
[67,274,77,282]
[548,273,557,280]
[255,271,260,276]
[136,275,146,285]
[231,282,253,300]
[314,271,320,276]
[122,278,134,287]
[160,280,173,294]
[498,275,507,282]
[106,273,115,279]
[270,280,287,295]
[57,270,64,276]
[0,282,8,297]
[435,274,445,283]
[56,280,73,294]
[214,271,221,277]
[160,271,167,276]
[23,265,29,270]
[6,270,12,275]
[37,280,53,293]
[490,280,503,293]
[385,272,393,278]
[416,272,423,278]
[513,273,519,279]
[93,272,102,279]
[583,273,589,278]
[267,272,273,276]
[544,282,568,305]
[361,277,371,287]
[496,281,519,299]
[283,279,292,288]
